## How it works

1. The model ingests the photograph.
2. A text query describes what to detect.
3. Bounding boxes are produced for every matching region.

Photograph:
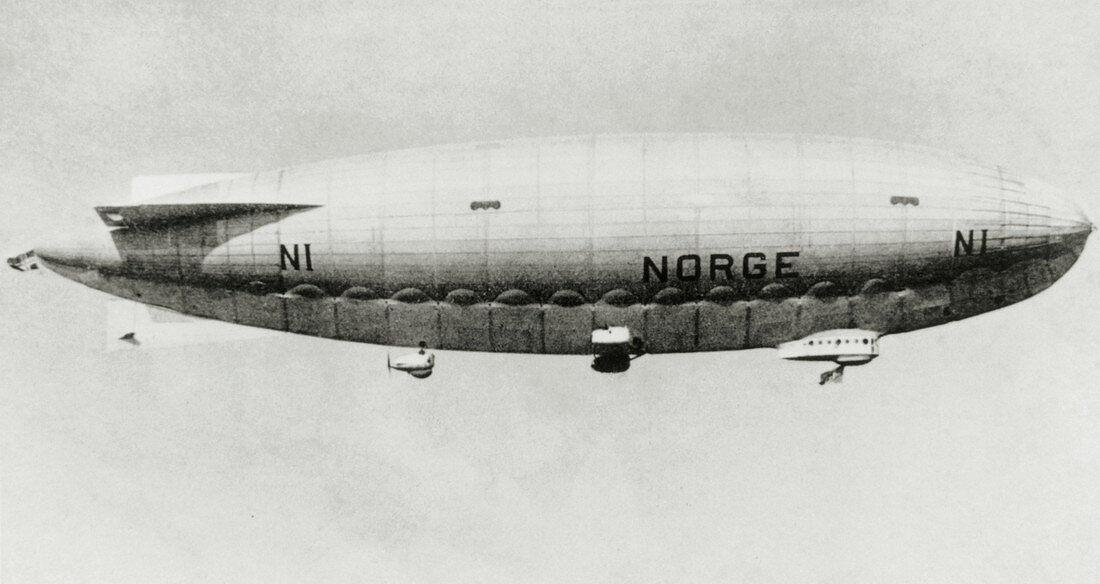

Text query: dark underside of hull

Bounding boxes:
[40,232,1087,354]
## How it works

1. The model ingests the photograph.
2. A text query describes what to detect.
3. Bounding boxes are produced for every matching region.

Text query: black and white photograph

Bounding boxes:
[1,1,1098,582]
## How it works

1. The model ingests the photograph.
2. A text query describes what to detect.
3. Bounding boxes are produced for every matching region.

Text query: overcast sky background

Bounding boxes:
[2,1,1099,583]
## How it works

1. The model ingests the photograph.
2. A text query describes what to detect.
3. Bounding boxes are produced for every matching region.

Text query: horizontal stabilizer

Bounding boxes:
[95,203,321,228]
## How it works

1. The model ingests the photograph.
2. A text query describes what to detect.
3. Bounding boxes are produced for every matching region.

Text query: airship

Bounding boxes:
[18,134,1093,381]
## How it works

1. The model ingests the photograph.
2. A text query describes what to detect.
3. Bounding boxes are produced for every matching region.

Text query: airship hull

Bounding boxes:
[34,134,1091,353]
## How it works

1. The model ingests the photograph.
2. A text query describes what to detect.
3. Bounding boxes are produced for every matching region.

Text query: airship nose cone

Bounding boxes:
[1066,203,1092,244]
[1027,180,1093,248]
[35,223,122,271]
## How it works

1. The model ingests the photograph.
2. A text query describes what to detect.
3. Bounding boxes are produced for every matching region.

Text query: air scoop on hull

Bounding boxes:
[94,203,320,229]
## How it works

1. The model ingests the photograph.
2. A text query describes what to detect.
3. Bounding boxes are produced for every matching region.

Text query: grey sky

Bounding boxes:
[3,1,1098,206]
[2,1,1098,583]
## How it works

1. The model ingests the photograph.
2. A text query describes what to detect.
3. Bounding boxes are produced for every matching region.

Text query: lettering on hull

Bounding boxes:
[643,252,800,282]
[280,243,314,271]
[954,230,988,257]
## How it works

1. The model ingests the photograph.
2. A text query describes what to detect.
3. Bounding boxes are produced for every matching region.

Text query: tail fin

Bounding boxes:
[7,250,38,271]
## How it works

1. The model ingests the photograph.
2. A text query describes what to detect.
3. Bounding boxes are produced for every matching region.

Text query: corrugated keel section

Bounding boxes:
[794,296,852,338]
[1021,260,1055,296]
[543,305,595,354]
[236,293,287,330]
[1001,263,1033,305]
[95,252,1077,353]
[130,279,185,312]
[491,305,543,353]
[746,298,799,347]
[65,269,138,301]
[334,298,389,344]
[286,296,337,338]
[182,286,235,322]
[593,303,646,343]
[644,304,697,353]
[1047,252,1080,283]
[696,301,748,350]
[851,292,904,332]
[950,268,1004,318]
[897,284,953,332]
[388,301,441,348]
[439,304,492,351]
[94,274,182,311]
